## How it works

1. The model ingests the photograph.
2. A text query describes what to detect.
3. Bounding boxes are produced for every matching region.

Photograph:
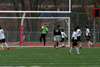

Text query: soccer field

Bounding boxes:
[0,47,100,67]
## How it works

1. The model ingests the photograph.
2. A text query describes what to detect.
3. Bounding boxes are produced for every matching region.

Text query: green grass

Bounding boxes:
[0,47,100,67]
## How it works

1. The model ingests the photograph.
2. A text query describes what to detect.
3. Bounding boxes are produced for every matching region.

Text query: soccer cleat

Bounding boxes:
[54,45,56,48]
[77,53,80,55]
[80,47,82,49]
[7,48,10,50]
[69,52,72,55]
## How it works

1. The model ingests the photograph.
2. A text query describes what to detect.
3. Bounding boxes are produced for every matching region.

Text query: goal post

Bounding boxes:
[0,0,72,48]
[20,17,71,47]
[0,14,70,47]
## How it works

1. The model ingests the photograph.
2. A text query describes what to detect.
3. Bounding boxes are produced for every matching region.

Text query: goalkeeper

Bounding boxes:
[40,24,48,46]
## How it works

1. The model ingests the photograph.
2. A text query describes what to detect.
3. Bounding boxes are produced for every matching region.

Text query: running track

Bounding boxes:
[2,42,100,49]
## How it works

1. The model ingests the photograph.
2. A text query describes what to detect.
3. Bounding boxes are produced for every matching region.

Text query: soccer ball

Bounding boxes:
[41,26,44,28]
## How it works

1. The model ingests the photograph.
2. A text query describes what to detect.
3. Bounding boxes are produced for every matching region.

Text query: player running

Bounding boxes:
[53,25,61,48]
[69,28,80,55]
[60,29,68,47]
[0,26,9,50]
[85,26,93,48]
[76,26,82,49]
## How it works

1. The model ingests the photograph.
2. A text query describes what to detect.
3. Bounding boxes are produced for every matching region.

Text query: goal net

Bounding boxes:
[0,13,70,48]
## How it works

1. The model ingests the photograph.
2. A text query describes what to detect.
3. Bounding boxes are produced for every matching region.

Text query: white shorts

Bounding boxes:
[54,35,61,42]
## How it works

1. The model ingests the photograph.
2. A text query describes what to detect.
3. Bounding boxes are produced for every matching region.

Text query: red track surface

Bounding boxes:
[4,42,100,48]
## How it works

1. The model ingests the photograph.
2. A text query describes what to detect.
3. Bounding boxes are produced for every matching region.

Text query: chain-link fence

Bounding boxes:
[1,12,100,43]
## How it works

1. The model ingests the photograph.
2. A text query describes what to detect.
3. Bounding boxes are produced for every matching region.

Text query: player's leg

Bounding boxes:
[0,39,4,50]
[88,41,90,48]
[79,37,82,49]
[69,40,75,54]
[54,36,57,48]
[88,36,93,47]
[60,38,64,47]
[3,39,9,49]
[56,35,61,48]
[79,41,82,49]
[69,46,73,54]
[86,36,90,48]
[0,42,4,50]
[40,34,43,42]
[54,36,59,48]
[4,42,9,49]
[76,42,80,55]
[43,34,46,46]
[77,36,82,49]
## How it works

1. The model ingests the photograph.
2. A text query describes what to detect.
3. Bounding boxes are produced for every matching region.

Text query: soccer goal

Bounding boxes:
[0,12,70,48]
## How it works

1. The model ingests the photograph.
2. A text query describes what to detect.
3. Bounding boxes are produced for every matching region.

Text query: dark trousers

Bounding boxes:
[40,34,46,46]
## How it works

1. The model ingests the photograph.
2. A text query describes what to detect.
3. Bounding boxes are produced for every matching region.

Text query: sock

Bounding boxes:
[62,43,65,46]
[5,42,8,48]
[1,44,4,50]
[89,41,93,45]
[88,43,90,48]
[76,47,80,54]
[80,42,82,47]
[69,47,73,54]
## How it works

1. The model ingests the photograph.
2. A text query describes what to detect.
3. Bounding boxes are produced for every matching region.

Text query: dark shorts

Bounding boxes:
[72,40,77,46]
[60,38,64,42]
[77,36,81,41]
[0,39,5,42]
[86,36,90,41]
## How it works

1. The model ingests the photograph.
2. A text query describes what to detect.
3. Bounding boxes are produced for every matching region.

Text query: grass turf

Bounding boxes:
[0,47,100,67]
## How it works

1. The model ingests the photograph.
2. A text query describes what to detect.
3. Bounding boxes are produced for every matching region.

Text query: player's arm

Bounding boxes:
[63,32,68,39]
[71,32,75,41]
[1,30,4,34]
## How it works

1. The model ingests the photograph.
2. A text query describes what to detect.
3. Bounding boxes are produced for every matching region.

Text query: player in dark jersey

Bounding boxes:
[53,25,61,48]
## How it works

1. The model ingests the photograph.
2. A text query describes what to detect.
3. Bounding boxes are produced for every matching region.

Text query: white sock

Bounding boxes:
[89,41,93,45]
[1,44,4,50]
[69,47,73,54]
[5,42,8,48]
[80,43,82,47]
[76,47,80,54]
[62,43,65,46]
[88,43,90,48]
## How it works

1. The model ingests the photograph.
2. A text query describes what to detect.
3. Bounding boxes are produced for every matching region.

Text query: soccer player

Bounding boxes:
[53,25,61,48]
[0,26,9,50]
[85,26,93,48]
[60,29,68,47]
[69,28,80,55]
[40,24,48,46]
[76,26,82,49]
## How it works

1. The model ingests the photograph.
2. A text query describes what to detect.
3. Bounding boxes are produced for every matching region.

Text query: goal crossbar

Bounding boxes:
[0,17,70,19]
[0,11,71,13]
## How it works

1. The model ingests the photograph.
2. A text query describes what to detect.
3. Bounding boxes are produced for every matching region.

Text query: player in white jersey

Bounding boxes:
[85,26,93,48]
[76,26,82,49]
[0,27,9,50]
[69,28,80,55]
[60,29,67,47]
